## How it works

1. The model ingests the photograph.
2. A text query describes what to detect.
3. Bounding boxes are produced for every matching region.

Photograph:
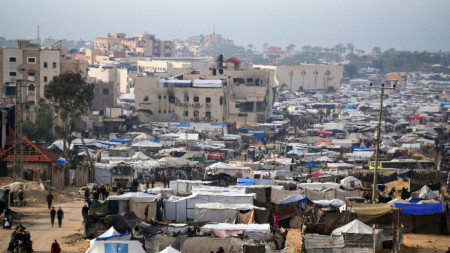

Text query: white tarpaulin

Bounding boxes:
[414,185,439,199]
[195,203,264,222]
[94,163,113,185]
[165,192,255,222]
[107,192,160,202]
[313,199,345,207]
[201,223,270,235]
[276,194,306,205]
[331,219,374,236]
[160,246,181,253]
[340,176,363,189]
[86,240,146,253]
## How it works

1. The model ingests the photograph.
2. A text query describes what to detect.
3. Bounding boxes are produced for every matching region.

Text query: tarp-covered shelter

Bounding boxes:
[194,203,268,223]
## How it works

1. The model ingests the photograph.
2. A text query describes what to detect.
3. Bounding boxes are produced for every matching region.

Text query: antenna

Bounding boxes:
[37,25,40,45]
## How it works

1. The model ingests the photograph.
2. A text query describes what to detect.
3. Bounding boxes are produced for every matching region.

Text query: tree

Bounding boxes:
[23,101,54,144]
[344,64,358,78]
[44,73,94,161]
[346,43,354,52]
[286,44,296,51]
[262,43,268,52]
[372,47,381,57]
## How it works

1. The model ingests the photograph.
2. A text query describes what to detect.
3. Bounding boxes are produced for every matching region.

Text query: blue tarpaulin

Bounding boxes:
[253,133,264,141]
[109,139,132,144]
[304,161,319,167]
[440,103,450,107]
[237,178,274,186]
[394,203,443,215]
[351,147,377,151]
[345,103,358,109]
[56,158,68,166]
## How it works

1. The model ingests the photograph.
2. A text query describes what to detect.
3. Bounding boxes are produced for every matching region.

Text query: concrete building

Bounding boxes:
[135,58,274,124]
[256,64,344,92]
[0,40,87,108]
[94,33,174,57]
[90,81,116,111]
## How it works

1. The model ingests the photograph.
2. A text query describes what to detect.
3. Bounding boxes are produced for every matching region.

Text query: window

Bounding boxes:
[168,95,175,103]
[28,72,35,77]
[247,78,253,83]
[52,62,57,68]
[205,97,211,103]
[28,84,35,91]
[183,111,188,117]
[158,110,161,114]
[184,96,189,102]
[158,95,161,99]
[206,111,211,118]
[193,111,199,117]
[27,57,36,63]
[9,57,16,62]
[44,62,48,68]
[194,96,199,102]
[164,110,166,114]
[103,88,109,95]
[9,72,16,77]
[44,76,48,82]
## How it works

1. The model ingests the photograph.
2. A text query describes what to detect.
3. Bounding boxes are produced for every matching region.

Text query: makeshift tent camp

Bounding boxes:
[340,176,362,189]
[200,223,270,237]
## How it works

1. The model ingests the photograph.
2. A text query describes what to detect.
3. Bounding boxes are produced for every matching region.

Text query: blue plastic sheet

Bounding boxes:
[237,178,274,186]
[394,203,443,215]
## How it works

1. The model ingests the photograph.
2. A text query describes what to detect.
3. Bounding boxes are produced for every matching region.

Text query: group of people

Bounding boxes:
[7,224,33,252]
[85,184,111,201]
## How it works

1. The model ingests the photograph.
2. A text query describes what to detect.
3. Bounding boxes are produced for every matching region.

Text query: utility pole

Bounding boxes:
[289,70,294,91]
[370,81,396,203]
[13,64,27,181]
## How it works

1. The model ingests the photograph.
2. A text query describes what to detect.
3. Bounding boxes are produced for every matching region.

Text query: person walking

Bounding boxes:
[162,173,167,188]
[56,207,64,227]
[18,190,24,207]
[50,207,56,227]
[46,192,54,209]
[99,185,106,200]
[92,185,99,200]
[104,184,110,199]
[51,239,61,253]
[84,186,90,200]
[82,204,89,224]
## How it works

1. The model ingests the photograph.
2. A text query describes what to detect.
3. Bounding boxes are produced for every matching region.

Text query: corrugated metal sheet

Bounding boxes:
[304,234,345,249]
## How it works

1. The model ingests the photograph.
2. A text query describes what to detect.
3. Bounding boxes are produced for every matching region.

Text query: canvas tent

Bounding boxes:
[414,185,439,200]
[340,176,362,189]
[160,246,181,253]
[331,219,375,236]
[194,203,266,223]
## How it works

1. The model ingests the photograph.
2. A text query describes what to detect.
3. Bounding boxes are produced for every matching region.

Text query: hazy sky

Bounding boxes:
[1,0,450,52]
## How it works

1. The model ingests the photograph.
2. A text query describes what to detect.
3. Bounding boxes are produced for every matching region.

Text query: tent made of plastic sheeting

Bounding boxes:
[298,183,342,190]
[414,185,439,199]
[347,151,374,161]
[158,157,198,168]
[160,246,181,253]
[276,194,306,205]
[200,223,270,236]
[94,163,113,185]
[326,163,354,169]
[394,203,443,215]
[165,192,256,222]
[130,151,151,160]
[314,199,345,207]
[108,192,160,202]
[340,176,362,189]
[346,202,395,222]
[86,240,146,253]
[287,149,304,156]
[132,140,163,148]
[194,203,265,223]
[191,186,246,194]
[237,178,274,186]
[331,219,375,236]
[169,180,212,195]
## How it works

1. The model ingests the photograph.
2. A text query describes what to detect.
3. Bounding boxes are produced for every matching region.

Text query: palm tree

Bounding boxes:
[301,70,306,90]
[323,70,331,102]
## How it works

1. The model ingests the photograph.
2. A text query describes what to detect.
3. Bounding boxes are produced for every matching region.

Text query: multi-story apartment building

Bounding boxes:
[135,58,274,124]
[0,39,87,110]
[94,33,174,58]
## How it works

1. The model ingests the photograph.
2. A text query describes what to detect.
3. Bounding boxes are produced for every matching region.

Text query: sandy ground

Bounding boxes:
[0,193,90,253]
[400,233,450,253]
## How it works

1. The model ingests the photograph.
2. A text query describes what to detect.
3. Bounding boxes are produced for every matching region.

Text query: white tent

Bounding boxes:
[86,240,146,253]
[414,185,439,199]
[195,203,265,223]
[160,246,181,253]
[340,176,362,189]
[331,219,375,236]
[276,194,306,205]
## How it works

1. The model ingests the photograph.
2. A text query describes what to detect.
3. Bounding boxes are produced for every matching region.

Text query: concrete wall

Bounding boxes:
[275,65,344,91]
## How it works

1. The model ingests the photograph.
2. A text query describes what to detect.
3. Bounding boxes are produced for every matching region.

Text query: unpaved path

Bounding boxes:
[0,199,90,253]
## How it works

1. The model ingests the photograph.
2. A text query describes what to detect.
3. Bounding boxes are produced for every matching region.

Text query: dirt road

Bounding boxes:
[1,198,90,253]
